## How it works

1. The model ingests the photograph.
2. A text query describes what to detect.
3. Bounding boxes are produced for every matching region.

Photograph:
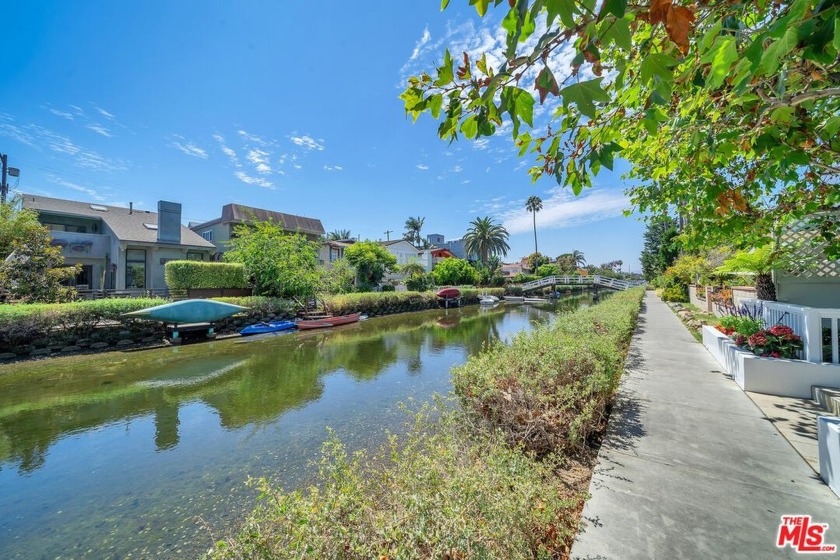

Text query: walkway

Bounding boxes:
[571,292,838,560]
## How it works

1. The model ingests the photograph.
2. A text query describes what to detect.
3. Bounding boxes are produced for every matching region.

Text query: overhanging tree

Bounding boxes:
[401,0,840,259]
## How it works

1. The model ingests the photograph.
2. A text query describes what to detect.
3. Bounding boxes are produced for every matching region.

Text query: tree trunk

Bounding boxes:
[755,272,776,301]
[532,213,538,254]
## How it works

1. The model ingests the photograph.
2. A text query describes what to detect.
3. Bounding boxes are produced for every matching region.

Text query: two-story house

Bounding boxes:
[22,194,215,291]
[190,203,325,259]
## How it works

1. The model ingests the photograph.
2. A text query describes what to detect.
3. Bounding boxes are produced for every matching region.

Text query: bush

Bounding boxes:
[164,261,248,290]
[380,284,395,292]
[660,285,688,302]
[405,272,435,292]
[452,288,644,456]
[512,273,538,283]
[0,298,169,351]
[211,406,578,560]
[433,258,480,286]
[718,315,763,337]
[323,291,439,316]
[505,285,524,296]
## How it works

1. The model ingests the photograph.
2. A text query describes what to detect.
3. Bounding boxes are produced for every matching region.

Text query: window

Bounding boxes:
[125,249,146,289]
[186,252,203,261]
[201,230,213,241]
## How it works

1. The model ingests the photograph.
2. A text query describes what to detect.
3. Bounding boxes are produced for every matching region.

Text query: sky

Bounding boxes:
[1,1,646,271]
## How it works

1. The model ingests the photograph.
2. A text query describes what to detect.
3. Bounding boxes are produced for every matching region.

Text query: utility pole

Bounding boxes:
[384,229,392,241]
[0,153,19,205]
[1,154,7,205]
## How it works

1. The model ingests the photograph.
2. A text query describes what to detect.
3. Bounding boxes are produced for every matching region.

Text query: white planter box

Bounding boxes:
[702,326,840,398]
[818,416,840,498]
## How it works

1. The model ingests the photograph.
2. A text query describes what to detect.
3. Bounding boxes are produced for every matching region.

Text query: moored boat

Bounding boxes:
[479,295,500,305]
[523,297,549,304]
[123,299,248,323]
[296,312,362,330]
[436,287,461,299]
[240,320,296,336]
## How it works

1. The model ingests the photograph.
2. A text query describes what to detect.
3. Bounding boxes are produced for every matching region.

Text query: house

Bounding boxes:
[501,263,525,278]
[775,225,840,308]
[319,239,354,267]
[21,194,215,291]
[425,233,470,260]
[419,247,456,269]
[190,203,325,259]
[378,240,432,280]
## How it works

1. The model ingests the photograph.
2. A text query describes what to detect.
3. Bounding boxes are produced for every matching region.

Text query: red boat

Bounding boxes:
[436,288,461,299]
[296,312,362,330]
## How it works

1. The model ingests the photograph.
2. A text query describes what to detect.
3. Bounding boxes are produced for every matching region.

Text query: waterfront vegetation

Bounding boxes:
[210,288,644,559]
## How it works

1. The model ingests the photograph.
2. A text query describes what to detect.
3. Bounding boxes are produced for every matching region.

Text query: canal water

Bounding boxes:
[0,295,596,559]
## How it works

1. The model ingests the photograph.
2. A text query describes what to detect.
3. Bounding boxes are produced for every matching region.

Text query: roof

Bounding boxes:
[192,203,325,237]
[21,194,215,249]
[379,239,417,248]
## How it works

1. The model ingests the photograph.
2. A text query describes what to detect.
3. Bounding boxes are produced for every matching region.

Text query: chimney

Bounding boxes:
[157,201,182,243]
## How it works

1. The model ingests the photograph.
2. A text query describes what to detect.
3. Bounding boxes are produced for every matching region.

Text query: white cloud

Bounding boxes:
[94,106,115,119]
[86,124,113,137]
[500,188,628,234]
[323,164,343,172]
[416,163,429,170]
[234,170,275,189]
[452,165,463,173]
[473,139,490,150]
[49,108,75,120]
[290,134,325,151]
[171,136,208,159]
[47,175,105,201]
[238,129,267,145]
[409,26,431,62]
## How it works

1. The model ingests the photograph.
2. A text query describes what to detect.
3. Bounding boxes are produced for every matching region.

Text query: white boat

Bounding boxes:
[503,296,524,303]
[524,297,549,304]
[479,295,500,305]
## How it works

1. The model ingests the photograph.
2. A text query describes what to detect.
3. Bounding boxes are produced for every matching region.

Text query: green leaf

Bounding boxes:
[699,36,738,89]
[559,78,610,118]
[434,49,454,86]
[834,15,840,51]
[770,106,794,125]
[545,0,576,28]
[502,86,535,136]
[639,53,679,85]
[761,25,800,75]
[469,0,491,17]
[699,19,723,53]
[601,16,631,50]
[428,94,443,119]
[821,115,840,137]
[460,115,479,139]
[441,0,451,9]
[601,0,626,19]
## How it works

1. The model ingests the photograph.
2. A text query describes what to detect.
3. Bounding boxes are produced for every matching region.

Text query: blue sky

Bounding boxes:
[1,1,645,271]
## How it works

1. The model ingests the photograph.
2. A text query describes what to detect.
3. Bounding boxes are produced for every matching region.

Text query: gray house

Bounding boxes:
[21,194,215,291]
[190,203,325,259]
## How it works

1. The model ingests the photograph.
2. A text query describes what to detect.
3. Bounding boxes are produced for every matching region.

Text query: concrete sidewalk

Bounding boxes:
[571,292,838,560]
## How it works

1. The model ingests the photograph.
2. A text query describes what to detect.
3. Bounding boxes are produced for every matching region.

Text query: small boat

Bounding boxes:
[240,320,296,336]
[296,312,362,330]
[123,299,248,323]
[479,295,500,305]
[524,297,549,304]
[436,288,461,299]
[504,296,524,303]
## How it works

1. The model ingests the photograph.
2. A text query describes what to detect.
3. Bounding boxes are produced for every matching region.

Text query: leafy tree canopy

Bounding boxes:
[402,0,840,258]
[344,241,399,290]
[432,257,481,286]
[463,216,511,265]
[224,220,320,300]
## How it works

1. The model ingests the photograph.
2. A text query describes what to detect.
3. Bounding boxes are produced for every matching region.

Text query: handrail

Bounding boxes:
[521,275,645,292]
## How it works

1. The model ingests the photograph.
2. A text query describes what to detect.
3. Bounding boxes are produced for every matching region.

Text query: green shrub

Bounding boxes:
[0,298,169,351]
[452,288,644,455]
[512,273,538,283]
[212,296,296,319]
[211,406,578,560]
[433,258,480,286]
[380,284,395,292]
[164,261,249,290]
[405,272,434,292]
[719,315,764,336]
[323,291,439,316]
[660,285,688,302]
[505,285,524,296]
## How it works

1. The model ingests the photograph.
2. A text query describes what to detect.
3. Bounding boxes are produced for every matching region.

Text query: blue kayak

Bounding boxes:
[240,320,296,336]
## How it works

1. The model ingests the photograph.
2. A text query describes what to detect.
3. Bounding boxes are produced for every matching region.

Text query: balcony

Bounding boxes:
[49,231,110,260]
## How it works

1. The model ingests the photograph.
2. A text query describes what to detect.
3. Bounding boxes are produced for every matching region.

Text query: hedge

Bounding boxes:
[164,261,249,290]
[0,298,169,351]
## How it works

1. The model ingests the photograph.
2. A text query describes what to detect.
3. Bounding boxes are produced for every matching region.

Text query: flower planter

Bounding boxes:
[702,326,840,398]
[818,416,840,498]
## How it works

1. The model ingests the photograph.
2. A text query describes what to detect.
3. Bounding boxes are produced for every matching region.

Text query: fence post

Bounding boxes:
[802,307,822,363]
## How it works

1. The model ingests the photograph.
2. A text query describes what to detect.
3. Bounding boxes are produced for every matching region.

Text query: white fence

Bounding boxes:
[740,298,840,364]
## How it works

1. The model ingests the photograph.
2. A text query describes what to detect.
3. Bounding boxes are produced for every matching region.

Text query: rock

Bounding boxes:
[48,343,64,351]
[117,339,134,346]
[75,339,91,347]
[31,348,52,356]
[118,330,132,338]
[61,345,81,353]
[90,342,110,349]
[17,345,34,355]
[0,352,16,360]
[141,336,160,343]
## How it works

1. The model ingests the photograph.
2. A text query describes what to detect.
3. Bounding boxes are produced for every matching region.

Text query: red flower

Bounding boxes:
[769,325,794,337]
[770,351,781,358]
[749,332,768,347]
[734,335,747,346]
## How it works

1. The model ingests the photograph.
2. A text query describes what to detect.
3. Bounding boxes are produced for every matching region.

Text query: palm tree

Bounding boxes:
[525,196,542,254]
[571,250,586,268]
[399,261,426,278]
[463,216,510,265]
[327,229,352,241]
[403,216,425,248]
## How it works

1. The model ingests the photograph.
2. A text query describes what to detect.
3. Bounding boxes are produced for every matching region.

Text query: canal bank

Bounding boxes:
[0,297,583,559]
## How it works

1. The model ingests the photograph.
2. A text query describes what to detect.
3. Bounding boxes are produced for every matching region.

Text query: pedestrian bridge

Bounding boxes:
[521,274,646,292]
